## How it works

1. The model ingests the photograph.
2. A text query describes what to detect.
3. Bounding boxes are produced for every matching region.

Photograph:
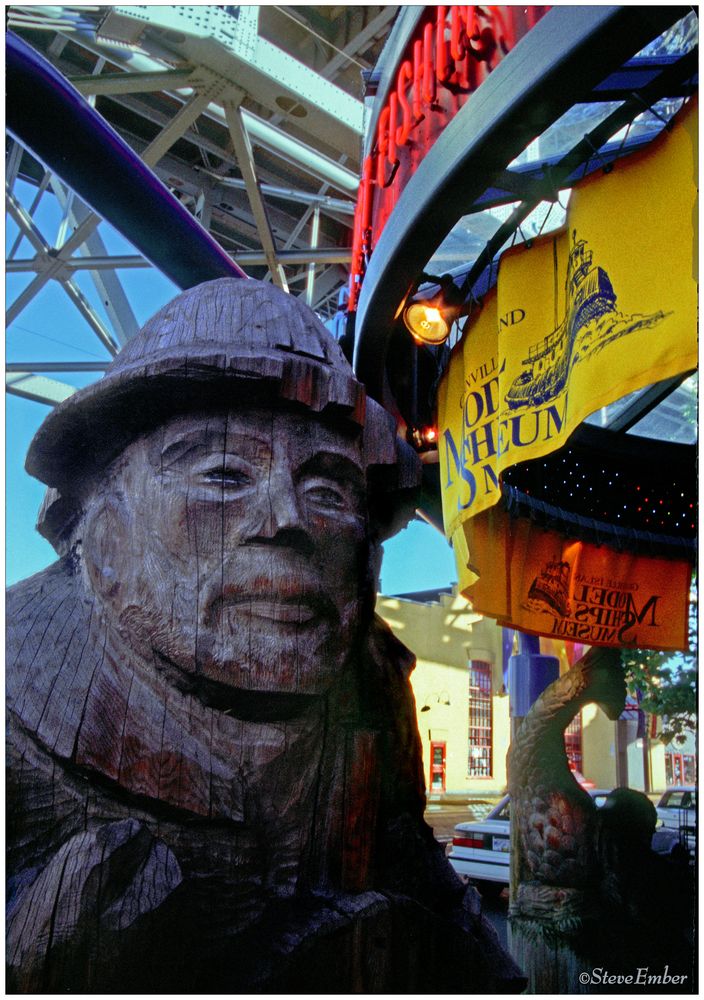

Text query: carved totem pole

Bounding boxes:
[7,279,523,993]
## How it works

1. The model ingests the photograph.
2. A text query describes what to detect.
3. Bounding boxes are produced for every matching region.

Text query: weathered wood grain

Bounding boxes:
[7,278,525,993]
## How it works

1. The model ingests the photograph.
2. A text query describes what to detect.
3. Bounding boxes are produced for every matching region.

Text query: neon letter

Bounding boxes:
[396,60,413,145]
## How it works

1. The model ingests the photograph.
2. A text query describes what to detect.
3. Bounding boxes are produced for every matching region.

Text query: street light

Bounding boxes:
[420,691,452,712]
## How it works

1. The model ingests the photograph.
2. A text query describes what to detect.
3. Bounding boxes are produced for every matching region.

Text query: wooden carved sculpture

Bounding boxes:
[509,648,626,893]
[7,279,523,994]
[507,648,625,991]
[507,648,694,992]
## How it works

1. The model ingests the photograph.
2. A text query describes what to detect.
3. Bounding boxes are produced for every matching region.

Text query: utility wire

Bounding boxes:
[8,322,109,360]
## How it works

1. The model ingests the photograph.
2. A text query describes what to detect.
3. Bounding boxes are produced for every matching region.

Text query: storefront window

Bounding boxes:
[468,661,492,778]
[666,753,697,786]
[683,756,697,785]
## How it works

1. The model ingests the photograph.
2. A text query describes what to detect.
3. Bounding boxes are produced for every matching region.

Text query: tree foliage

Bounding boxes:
[620,595,697,745]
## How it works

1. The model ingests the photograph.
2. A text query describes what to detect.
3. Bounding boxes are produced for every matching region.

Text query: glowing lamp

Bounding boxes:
[423,426,438,444]
[404,302,452,344]
[402,276,466,345]
[408,425,439,452]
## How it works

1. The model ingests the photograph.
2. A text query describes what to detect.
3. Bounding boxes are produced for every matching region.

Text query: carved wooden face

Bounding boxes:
[81,408,371,696]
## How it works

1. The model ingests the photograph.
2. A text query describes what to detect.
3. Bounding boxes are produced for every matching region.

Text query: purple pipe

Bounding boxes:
[6,31,247,288]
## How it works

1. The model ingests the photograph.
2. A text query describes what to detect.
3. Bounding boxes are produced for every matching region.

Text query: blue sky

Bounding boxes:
[6,178,457,594]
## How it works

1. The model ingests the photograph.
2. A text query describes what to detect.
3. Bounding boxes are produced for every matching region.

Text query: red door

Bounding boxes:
[430,741,447,793]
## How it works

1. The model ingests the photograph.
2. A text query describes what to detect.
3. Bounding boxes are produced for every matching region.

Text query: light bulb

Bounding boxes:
[403,302,451,345]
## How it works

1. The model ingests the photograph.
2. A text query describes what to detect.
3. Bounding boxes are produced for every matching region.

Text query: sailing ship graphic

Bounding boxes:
[505,231,671,409]
[525,559,572,618]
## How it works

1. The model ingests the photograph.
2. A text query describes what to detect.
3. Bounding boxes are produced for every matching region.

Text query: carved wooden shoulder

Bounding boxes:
[7,560,96,753]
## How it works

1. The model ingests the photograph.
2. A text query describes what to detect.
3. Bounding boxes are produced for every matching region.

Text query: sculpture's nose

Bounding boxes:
[269,468,305,532]
[246,466,312,554]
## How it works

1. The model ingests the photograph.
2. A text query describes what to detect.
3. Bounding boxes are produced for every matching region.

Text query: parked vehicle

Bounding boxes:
[655,785,696,852]
[448,794,512,896]
[449,789,690,895]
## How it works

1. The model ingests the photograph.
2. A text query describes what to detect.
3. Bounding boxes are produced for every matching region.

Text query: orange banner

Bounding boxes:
[460,508,691,652]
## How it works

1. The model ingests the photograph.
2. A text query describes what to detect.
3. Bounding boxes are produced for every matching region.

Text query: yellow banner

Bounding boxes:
[457,508,691,652]
[438,99,697,539]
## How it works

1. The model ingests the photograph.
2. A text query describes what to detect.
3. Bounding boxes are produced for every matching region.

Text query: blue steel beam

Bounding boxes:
[6,32,247,290]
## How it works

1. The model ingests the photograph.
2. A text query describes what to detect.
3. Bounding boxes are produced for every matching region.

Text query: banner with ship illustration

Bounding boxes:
[438,98,697,539]
[457,507,692,652]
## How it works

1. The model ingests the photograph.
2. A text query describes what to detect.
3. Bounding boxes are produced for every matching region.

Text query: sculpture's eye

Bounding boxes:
[308,486,345,508]
[201,467,252,489]
[303,479,353,513]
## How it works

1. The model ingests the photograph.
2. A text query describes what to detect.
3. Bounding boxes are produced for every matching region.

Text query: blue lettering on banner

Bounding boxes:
[444,378,568,513]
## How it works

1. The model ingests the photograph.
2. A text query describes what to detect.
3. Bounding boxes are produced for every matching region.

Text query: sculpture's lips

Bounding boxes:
[210,589,330,626]
[228,598,316,624]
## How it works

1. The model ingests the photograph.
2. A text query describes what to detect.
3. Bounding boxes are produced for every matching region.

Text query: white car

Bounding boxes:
[448,794,512,895]
[655,785,696,850]
[448,789,687,894]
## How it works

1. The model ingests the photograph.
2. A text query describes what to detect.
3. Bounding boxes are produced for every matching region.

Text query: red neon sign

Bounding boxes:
[348,5,549,312]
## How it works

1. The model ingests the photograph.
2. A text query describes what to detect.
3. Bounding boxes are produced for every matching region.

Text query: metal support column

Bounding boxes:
[50,178,139,345]
[224,98,288,290]
[305,206,320,306]
[642,720,652,795]
[6,139,25,195]
[141,83,226,168]
[508,633,560,739]
[6,189,117,352]
[615,720,630,787]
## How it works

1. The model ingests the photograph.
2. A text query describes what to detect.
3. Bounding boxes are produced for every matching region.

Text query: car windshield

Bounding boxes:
[492,799,510,820]
[664,791,694,808]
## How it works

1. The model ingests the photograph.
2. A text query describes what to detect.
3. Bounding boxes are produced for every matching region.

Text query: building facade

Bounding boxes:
[377,588,670,799]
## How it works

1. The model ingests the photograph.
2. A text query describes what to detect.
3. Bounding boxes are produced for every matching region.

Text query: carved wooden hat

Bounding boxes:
[27,279,421,548]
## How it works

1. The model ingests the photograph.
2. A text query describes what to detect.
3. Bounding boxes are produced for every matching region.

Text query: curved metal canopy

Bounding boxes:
[352,5,690,409]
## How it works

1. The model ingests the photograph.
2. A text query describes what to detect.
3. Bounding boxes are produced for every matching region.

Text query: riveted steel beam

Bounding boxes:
[57,28,362,193]
[7,255,148,272]
[6,187,50,255]
[305,206,320,306]
[104,4,364,156]
[7,31,246,288]
[6,189,113,345]
[6,187,55,324]
[227,247,352,266]
[59,277,120,355]
[319,6,398,80]
[7,169,52,260]
[69,67,198,96]
[141,78,229,168]
[6,139,25,193]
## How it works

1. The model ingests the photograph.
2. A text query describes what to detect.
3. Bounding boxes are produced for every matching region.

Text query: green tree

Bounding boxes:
[620,594,697,745]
